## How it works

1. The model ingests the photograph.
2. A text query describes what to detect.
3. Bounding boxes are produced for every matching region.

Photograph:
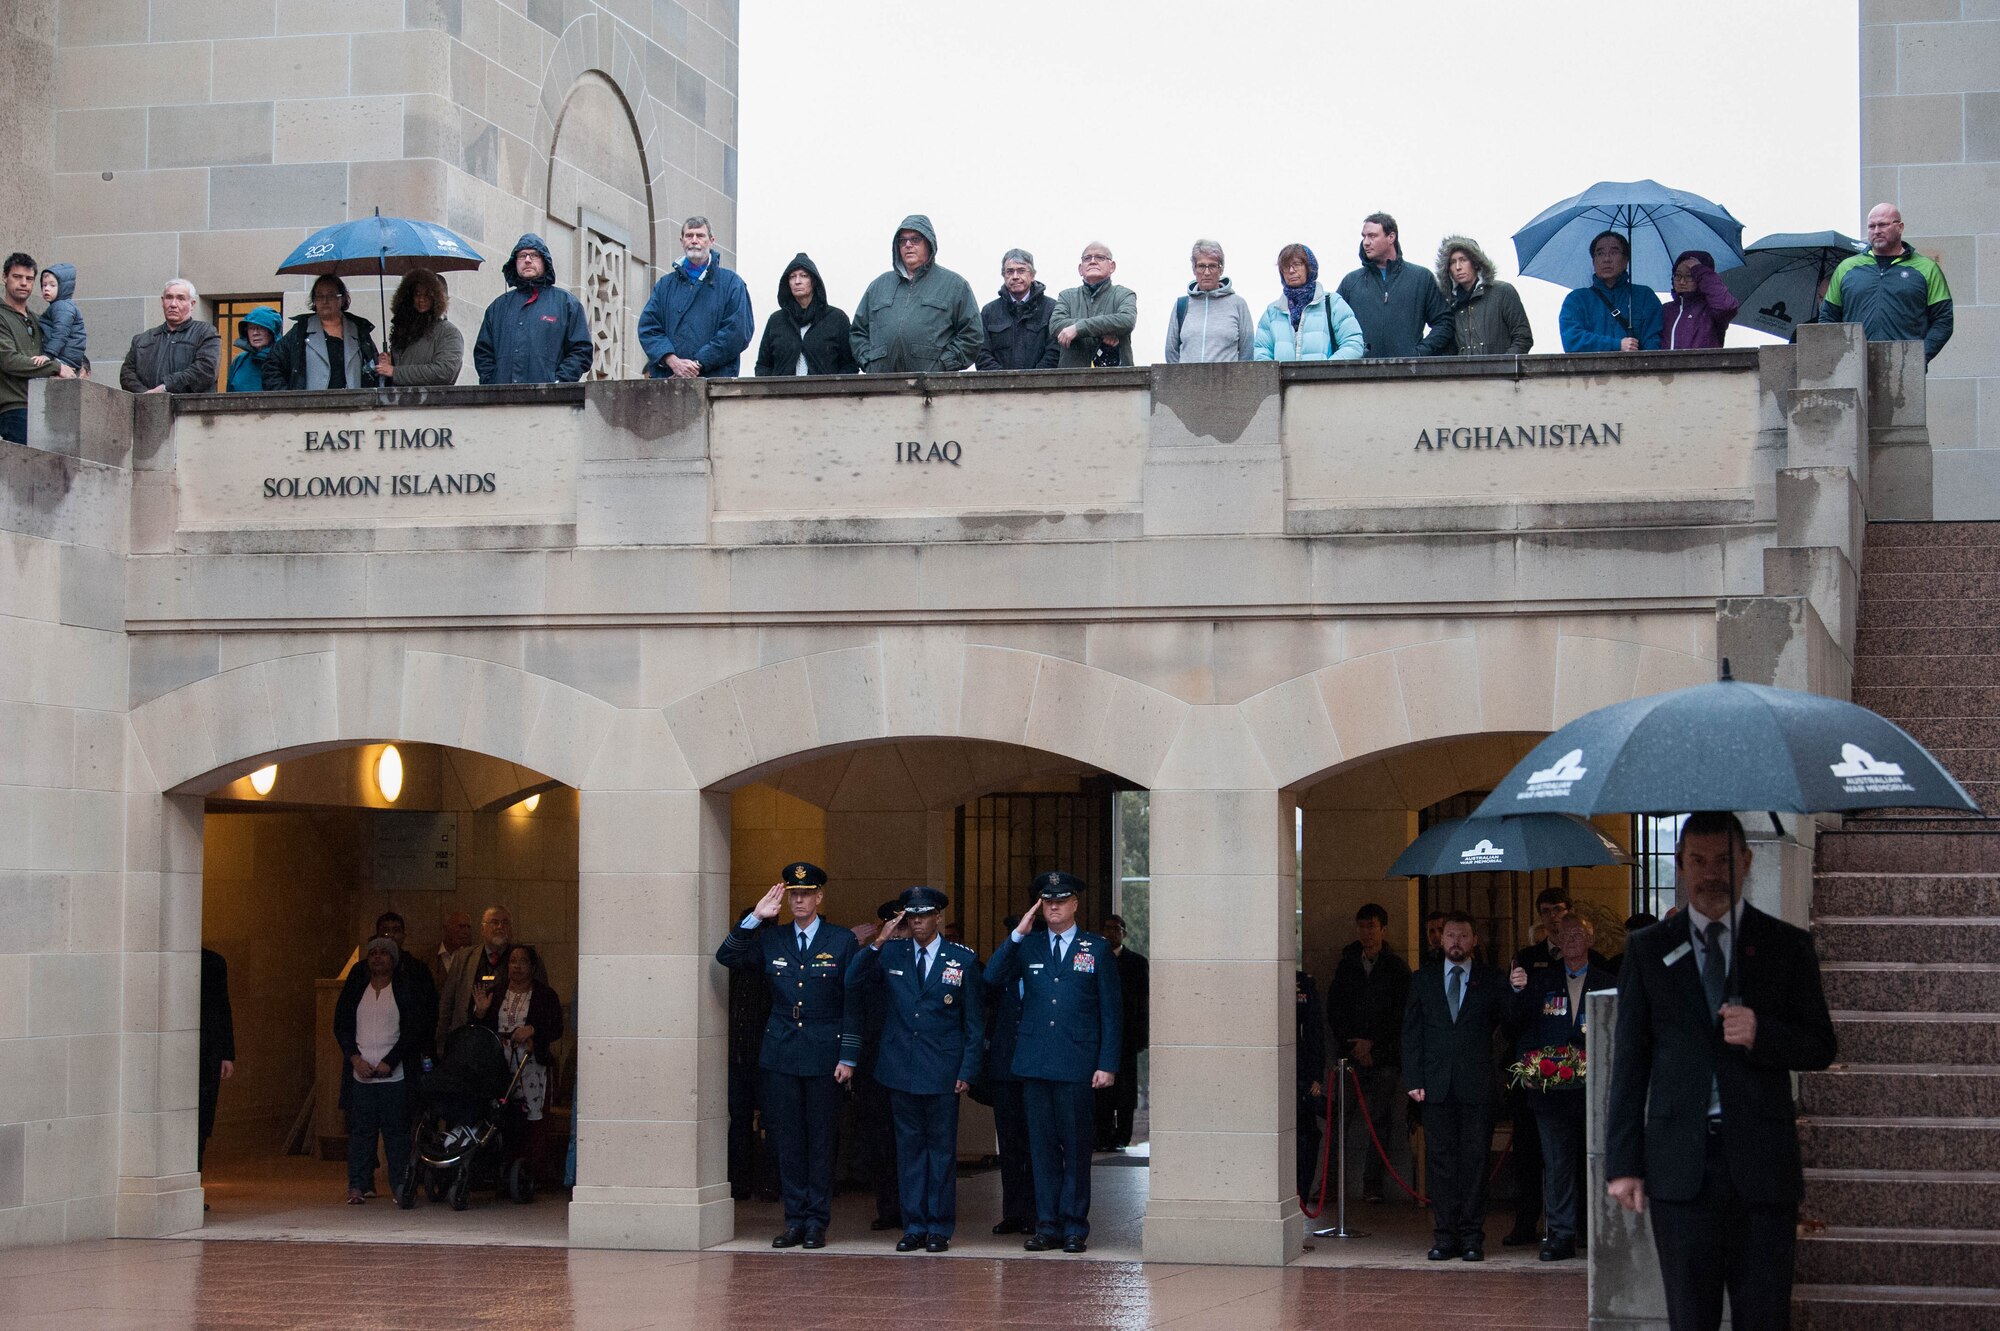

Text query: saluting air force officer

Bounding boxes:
[983,871,1122,1253]
[845,886,983,1253]
[714,861,859,1249]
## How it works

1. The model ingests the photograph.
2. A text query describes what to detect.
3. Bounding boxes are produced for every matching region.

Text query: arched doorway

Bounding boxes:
[706,737,1153,1259]
[190,741,579,1245]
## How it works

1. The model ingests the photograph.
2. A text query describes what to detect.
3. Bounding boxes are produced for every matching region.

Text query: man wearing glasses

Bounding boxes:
[850,214,982,374]
[1051,243,1137,368]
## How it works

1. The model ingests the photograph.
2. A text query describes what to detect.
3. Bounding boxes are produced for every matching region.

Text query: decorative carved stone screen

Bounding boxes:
[580,210,629,381]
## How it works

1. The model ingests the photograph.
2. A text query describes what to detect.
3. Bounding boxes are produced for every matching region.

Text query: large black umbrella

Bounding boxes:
[1470,670,1976,820]
[1721,231,1867,340]
[1387,813,1628,878]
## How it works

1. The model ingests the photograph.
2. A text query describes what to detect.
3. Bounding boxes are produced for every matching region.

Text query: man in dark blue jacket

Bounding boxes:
[984,913,1034,1234]
[983,871,1122,1253]
[714,861,859,1249]
[845,886,982,1252]
[472,234,593,384]
[637,216,753,378]
[1508,914,1617,1262]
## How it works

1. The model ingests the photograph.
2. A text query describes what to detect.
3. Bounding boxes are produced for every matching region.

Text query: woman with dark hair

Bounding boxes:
[1253,243,1364,362]
[264,274,381,390]
[753,253,857,376]
[1660,249,1740,350]
[375,269,464,385]
[470,942,564,1184]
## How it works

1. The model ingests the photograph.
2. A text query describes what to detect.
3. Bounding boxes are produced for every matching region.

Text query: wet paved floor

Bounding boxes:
[1,1238,1588,1329]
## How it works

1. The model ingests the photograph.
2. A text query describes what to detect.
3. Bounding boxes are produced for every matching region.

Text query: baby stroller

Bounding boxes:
[396,1024,533,1210]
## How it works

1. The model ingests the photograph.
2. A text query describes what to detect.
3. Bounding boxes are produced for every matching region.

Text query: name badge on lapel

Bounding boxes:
[770,957,788,969]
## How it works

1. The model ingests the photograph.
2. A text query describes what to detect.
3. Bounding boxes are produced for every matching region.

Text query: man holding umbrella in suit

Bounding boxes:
[845,885,982,1253]
[1607,812,1837,1331]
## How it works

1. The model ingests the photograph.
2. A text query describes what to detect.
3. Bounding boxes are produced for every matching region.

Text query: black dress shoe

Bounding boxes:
[871,1217,899,1231]
[1501,1228,1539,1247]
[1024,1232,1059,1252]
[925,1235,949,1253]
[1427,1244,1462,1261]
[801,1228,826,1250]
[895,1233,925,1252]
[1462,1247,1485,1262]
[992,1218,1028,1235]
[1062,1236,1087,1254]
[1539,1238,1577,1262]
[772,1227,806,1249]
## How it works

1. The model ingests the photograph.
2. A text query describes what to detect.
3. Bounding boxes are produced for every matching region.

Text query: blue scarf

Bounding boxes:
[1283,246,1320,329]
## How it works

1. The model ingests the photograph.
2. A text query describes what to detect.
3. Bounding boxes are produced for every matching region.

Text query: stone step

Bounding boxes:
[1822,963,2000,1013]
[1880,716,2000,756]
[1819,830,2000,874]
[1797,1226,2000,1290]
[1830,1014,2000,1064]
[1866,522,2000,549]
[1798,1065,2000,1117]
[1802,1118,2000,1172]
[1861,599,2000,629]
[1867,544,2000,574]
[1861,573,2000,602]
[1794,1283,2000,1331]
[1856,626,2000,658]
[1814,917,2000,964]
[1801,1167,2000,1230]
[1853,684,2000,718]
[1856,655,2000,688]
[1813,873,2000,917]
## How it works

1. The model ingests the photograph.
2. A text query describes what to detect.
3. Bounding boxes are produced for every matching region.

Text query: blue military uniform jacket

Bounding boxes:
[848,938,984,1095]
[716,917,860,1076]
[983,928,1122,1084]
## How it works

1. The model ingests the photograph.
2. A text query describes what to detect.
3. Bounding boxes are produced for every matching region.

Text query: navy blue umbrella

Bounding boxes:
[1387,813,1627,879]
[1513,179,1746,292]
[1471,670,1977,820]
[277,208,485,326]
[1722,231,1868,340]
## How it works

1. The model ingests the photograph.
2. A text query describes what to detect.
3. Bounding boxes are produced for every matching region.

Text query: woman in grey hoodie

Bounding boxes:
[1164,240,1255,363]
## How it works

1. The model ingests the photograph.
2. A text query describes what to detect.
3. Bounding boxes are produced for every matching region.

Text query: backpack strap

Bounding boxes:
[1590,283,1634,336]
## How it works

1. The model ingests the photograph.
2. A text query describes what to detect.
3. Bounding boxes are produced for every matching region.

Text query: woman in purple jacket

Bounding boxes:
[1661,249,1741,349]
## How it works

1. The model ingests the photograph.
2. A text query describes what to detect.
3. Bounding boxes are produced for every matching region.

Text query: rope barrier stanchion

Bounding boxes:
[1311,1058,1367,1239]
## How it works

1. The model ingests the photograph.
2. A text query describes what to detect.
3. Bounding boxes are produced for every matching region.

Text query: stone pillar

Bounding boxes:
[1585,989,1683,1330]
[567,774,733,1249]
[1142,709,1303,1265]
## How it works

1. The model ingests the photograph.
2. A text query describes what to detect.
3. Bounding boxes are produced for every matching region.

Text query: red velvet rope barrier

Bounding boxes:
[1298,1063,1515,1215]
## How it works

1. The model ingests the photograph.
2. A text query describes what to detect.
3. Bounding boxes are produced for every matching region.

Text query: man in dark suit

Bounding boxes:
[714,861,860,1250]
[1095,913,1148,1151]
[1607,813,1837,1331]
[1403,910,1506,1261]
[985,913,1035,1235]
[198,947,237,1175]
[1508,914,1617,1261]
[984,871,1123,1254]
[845,886,983,1252]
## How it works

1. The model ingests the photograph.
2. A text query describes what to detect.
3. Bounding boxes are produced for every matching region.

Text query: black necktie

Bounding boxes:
[1447,965,1463,1021]
[1052,936,1064,968]
[1702,920,1728,1020]
[796,929,807,961]
[919,944,931,982]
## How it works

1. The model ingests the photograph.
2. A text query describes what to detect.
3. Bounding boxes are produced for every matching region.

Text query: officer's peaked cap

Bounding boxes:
[781,861,828,888]
[897,885,949,916]
[1033,870,1087,900]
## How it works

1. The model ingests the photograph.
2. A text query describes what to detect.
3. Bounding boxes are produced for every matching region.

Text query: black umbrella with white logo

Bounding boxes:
[1387,812,1629,879]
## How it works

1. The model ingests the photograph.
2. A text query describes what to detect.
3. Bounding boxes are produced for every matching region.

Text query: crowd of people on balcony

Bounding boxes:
[0,200,1955,443]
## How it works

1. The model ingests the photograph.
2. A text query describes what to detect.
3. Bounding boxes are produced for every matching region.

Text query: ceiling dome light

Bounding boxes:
[248,764,277,796]
[375,745,404,803]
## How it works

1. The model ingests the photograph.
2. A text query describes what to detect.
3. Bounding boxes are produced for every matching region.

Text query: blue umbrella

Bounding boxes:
[277,208,485,326]
[1387,813,1627,879]
[1513,180,1747,292]
[1722,231,1868,340]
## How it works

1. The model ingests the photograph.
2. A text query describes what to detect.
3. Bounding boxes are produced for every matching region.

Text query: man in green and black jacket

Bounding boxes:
[1820,203,1954,363]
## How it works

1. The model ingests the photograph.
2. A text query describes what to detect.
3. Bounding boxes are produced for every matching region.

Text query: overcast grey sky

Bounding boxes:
[737,1,1859,359]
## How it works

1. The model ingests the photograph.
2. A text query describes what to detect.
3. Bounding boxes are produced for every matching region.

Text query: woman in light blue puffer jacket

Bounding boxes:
[1254,243,1364,361]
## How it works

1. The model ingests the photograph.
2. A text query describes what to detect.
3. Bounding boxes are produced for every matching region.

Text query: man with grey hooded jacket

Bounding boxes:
[851,215,983,374]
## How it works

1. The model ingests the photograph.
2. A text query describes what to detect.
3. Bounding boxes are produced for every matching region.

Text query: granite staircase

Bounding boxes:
[1794,522,2000,1330]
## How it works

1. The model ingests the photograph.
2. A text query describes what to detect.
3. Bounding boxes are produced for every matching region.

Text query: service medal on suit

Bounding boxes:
[982,871,1122,1252]
[1507,957,1617,1258]
[1607,901,1836,1330]
[847,889,983,1251]
[713,862,860,1246]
